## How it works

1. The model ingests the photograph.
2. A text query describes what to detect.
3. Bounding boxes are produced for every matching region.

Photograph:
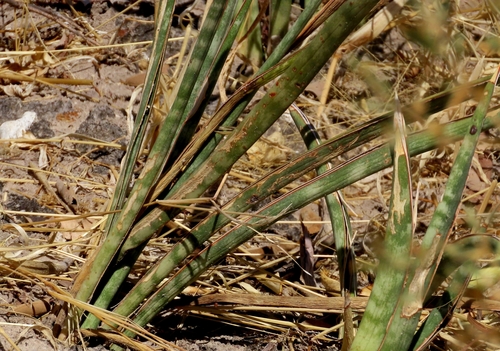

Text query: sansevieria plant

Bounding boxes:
[50,1,500,350]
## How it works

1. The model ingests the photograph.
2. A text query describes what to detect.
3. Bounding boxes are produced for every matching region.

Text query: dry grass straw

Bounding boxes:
[6,265,182,351]
[0,0,181,347]
[0,0,499,349]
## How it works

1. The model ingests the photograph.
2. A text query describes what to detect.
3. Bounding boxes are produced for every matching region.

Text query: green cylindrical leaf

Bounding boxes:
[290,105,356,293]
[71,0,177,305]
[378,69,500,351]
[351,96,414,351]
[126,112,499,335]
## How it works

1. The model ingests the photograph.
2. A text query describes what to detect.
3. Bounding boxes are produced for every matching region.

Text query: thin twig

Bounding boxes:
[28,162,75,215]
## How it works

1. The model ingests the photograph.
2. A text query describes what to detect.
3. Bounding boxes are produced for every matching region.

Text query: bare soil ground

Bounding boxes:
[0,1,499,350]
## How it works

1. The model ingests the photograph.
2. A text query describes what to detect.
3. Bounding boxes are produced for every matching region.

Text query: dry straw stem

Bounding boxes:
[28,162,75,214]
[219,254,324,298]
[316,0,409,118]
[20,270,182,351]
[0,235,97,252]
[0,41,155,56]
[186,307,334,336]
[0,325,21,351]
[0,71,92,86]
[0,160,110,188]
[0,134,125,150]
[0,71,99,101]
[0,211,111,232]
[2,0,99,46]
[0,0,184,103]
[177,294,500,336]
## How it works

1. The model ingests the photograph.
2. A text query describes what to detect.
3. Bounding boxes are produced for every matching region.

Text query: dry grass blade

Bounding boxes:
[316,0,409,118]
[190,294,368,312]
[340,294,354,351]
[2,0,99,46]
[0,71,93,86]
[295,0,348,45]
[0,71,99,101]
[38,275,181,350]
[0,325,21,351]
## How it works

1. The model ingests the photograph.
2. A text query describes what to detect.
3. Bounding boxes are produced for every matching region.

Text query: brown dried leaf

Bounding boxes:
[320,268,341,294]
[467,311,500,335]
[12,298,51,317]
[300,204,323,235]
[300,222,317,287]
[466,168,483,192]
[60,218,94,241]
[255,273,283,295]
[2,83,34,98]
[55,179,77,209]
